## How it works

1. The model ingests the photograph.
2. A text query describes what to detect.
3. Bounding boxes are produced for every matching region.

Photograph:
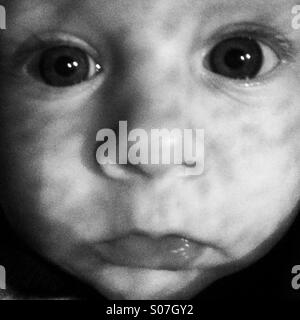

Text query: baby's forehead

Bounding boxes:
[3,0,295,24]
[1,0,298,47]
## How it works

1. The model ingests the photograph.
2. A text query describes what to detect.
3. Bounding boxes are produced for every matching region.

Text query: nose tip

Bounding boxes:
[96,125,205,181]
[122,127,204,178]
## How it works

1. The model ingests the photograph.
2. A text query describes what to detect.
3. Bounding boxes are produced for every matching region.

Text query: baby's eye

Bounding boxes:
[38,45,102,87]
[206,37,279,80]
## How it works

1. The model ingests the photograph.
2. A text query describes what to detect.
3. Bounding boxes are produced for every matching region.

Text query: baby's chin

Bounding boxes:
[74,264,219,300]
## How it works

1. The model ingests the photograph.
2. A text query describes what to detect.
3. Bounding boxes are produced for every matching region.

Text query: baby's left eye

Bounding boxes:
[206,37,279,80]
[38,46,102,87]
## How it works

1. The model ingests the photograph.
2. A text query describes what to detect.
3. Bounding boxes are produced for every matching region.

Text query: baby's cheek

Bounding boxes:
[0,89,94,232]
[195,76,300,257]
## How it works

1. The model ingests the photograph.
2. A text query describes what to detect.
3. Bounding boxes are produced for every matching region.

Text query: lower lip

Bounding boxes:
[96,235,206,271]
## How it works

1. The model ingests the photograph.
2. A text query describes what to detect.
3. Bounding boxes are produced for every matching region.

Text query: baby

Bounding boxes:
[0,0,300,300]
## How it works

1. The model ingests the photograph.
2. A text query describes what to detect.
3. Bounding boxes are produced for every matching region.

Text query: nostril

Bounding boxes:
[96,149,151,181]
[124,162,151,178]
[183,160,197,168]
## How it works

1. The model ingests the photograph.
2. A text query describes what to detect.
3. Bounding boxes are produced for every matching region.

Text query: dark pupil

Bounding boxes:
[209,37,263,80]
[39,46,89,87]
[54,56,79,77]
[224,49,250,70]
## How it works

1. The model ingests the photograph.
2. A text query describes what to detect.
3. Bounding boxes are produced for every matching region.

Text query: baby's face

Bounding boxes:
[1,0,300,300]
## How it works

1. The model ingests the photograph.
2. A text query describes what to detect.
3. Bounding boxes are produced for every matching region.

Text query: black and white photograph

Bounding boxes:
[0,0,300,310]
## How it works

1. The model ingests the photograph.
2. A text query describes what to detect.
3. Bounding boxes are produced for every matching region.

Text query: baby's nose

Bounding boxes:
[104,68,203,178]
[96,31,204,179]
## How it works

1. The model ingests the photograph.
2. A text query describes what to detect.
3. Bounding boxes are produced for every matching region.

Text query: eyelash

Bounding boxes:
[12,34,104,88]
[9,24,297,91]
[200,24,296,86]
[208,22,295,59]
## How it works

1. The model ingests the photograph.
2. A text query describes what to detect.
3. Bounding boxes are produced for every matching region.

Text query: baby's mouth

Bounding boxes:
[95,233,207,271]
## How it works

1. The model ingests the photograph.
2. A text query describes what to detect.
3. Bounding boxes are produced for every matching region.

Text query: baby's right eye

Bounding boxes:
[37,45,103,87]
